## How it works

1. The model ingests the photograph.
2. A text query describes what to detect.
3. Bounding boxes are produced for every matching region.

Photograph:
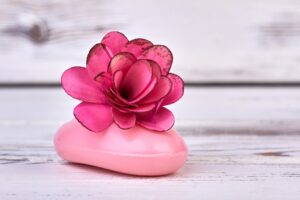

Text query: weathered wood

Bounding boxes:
[0,87,295,135]
[0,123,300,199]
[1,88,300,199]
[2,0,300,83]
[2,87,300,133]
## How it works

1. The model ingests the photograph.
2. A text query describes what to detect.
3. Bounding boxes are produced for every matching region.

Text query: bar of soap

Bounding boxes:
[54,119,187,176]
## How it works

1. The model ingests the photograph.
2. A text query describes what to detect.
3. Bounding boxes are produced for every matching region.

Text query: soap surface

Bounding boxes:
[54,119,187,176]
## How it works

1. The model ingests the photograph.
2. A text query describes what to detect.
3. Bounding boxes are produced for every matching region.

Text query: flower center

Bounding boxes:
[119,87,132,100]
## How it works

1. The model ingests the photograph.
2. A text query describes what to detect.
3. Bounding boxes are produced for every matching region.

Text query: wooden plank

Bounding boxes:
[1,87,300,133]
[2,0,300,83]
[0,88,300,199]
[0,123,300,199]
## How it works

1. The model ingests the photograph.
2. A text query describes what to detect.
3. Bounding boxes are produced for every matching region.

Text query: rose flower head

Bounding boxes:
[62,31,184,132]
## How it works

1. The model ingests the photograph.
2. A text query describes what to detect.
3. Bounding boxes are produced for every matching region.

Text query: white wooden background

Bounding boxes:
[2,0,300,83]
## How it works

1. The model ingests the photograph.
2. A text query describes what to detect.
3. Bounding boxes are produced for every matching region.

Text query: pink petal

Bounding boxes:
[108,52,136,75]
[128,78,158,104]
[86,43,111,79]
[140,45,173,75]
[162,73,184,106]
[113,70,124,90]
[107,87,137,106]
[74,102,113,132]
[106,89,128,107]
[119,60,152,100]
[139,76,171,104]
[122,38,153,57]
[61,67,107,103]
[113,108,136,129]
[95,72,113,89]
[149,59,162,79]
[101,31,128,57]
[123,103,156,113]
[128,60,162,103]
[137,107,175,131]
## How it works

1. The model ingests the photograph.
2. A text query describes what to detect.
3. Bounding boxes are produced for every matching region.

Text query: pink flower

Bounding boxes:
[62,31,184,132]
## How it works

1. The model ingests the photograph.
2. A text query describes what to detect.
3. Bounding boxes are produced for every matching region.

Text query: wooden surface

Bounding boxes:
[2,0,300,83]
[1,87,300,199]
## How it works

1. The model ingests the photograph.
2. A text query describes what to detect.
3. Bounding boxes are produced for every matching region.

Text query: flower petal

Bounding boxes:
[119,60,152,100]
[140,45,173,75]
[128,60,162,103]
[137,107,175,131]
[95,72,113,89]
[86,43,111,79]
[128,78,158,104]
[101,31,128,57]
[139,76,172,104]
[61,67,107,103]
[108,52,136,75]
[108,88,134,106]
[113,108,136,129]
[122,38,153,57]
[106,89,128,107]
[74,102,113,132]
[113,70,124,90]
[123,103,156,113]
[162,73,184,106]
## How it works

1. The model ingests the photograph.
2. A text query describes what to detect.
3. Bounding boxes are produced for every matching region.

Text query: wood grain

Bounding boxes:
[0,122,300,199]
[2,0,300,83]
[0,87,300,199]
[1,87,300,132]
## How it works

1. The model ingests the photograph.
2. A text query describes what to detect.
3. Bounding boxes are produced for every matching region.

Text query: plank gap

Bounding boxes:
[1,82,300,88]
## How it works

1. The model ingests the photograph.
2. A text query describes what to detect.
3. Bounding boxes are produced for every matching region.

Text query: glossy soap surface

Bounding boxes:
[54,120,187,176]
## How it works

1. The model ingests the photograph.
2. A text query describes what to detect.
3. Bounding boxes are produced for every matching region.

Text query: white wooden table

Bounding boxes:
[1,87,300,200]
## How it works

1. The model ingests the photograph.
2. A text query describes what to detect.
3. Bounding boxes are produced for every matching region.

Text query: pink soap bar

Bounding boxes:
[54,119,187,176]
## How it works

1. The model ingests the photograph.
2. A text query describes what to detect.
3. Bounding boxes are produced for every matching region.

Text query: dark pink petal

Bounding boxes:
[128,78,158,104]
[108,52,136,75]
[139,76,171,104]
[162,73,184,106]
[113,108,136,129]
[86,43,111,79]
[149,60,162,79]
[120,60,152,100]
[107,86,133,105]
[140,45,173,75]
[113,70,123,90]
[123,103,156,113]
[122,38,153,57]
[101,31,128,57]
[128,60,161,103]
[95,72,113,89]
[154,99,164,112]
[106,89,128,107]
[61,67,107,104]
[137,107,175,131]
[108,87,139,107]
[74,102,113,132]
